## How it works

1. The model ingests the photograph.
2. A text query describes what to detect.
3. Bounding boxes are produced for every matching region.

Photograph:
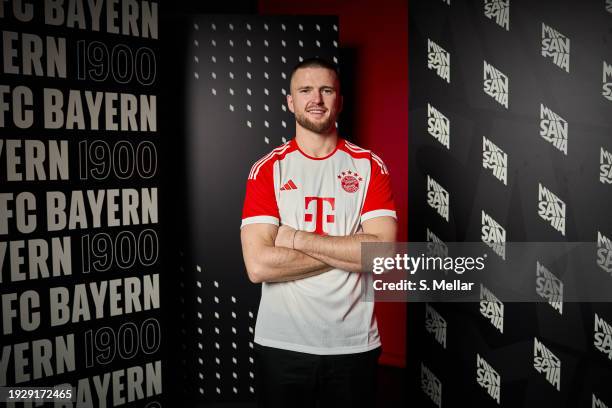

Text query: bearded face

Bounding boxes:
[287,67,342,135]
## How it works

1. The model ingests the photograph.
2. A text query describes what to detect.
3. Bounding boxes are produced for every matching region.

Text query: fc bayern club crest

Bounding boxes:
[338,170,363,193]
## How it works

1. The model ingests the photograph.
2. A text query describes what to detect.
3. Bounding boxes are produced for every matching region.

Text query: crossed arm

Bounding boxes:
[240,216,397,283]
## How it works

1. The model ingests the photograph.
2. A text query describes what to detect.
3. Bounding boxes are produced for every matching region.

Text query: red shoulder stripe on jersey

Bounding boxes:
[343,142,371,159]
[344,140,369,153]
[248,142,291,180]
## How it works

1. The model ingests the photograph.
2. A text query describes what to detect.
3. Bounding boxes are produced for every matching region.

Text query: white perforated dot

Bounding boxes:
[231,296,236,303]
[249,311,254,318]
[247,105,252,112]
[249,326,254,334]
[247,23,251,30]
[334,24,338,31]
[247,88,252,95]
[281,88,286,95]
[197,281,202,288]
[215,357,220,364]
[247,56,252,63]
[194,23,199,30]
[281,105,287,112]
[247,121,252,128]
[211,39,216,46]
[197,296,202,303]
[249,342,254,349]
[194,40,199,47]
[249,371,254,378]
[194,56,199,63]
[232,327,237,334]
[229,72,234,79]
[249,357,254,364]
[316,24,321,31]
[264,121,269,128]
[264,88,269,95]
[281,72,287,79]
[247,39,252,46]
[197,312,202,319]
[299,40,304,47]
[250,387,255,393]
[264,137,270,144]
[233,387,238,394]
[229,56,234,63]
[299,24,303,31]
[281,56,287,63]
[214,296,219,303]
[299,56,304,62]
[216,387,221,394]
[214,312,219,319]
[199,373,204,379]
[215,327,220,334]
[264,40,269,47]
[333,40,338,48]
[229,23,234,30]
[281,40,286,47]
[233,372,238,379]
[229,105,234,112]
[232,357,237,364]
[232,311,236,318]
[316,40,321,47]
[282,136,287,142]
[333,56,338,64]
[264,56,269,63]
[198,342,203,349]
[199,388,204,394]
[198,327,203,334]
[264,23,269,31]
[264,105,269,112]
[229,88,234,95]
[198,358,203,364]
[247,72,252,79]
[211,56,216,63]
[211,23,216,30]
[232,342,237,349]
[210,72,216,79]
[215,342,220,349]
[281,23,286,31]
[216,372,221,379]
[264,72,269,79]
[196,265,202,272]
[282,121,287,128]
[214,281,219,288]
[229,39,234,46]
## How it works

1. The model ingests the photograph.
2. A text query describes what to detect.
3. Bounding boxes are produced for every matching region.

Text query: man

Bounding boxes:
[240,57,397,407]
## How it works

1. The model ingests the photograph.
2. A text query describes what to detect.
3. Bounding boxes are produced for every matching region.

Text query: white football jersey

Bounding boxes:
[241,138,396,354]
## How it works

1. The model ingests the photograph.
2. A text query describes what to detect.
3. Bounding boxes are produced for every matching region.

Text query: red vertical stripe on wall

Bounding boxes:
[259,0,408,367]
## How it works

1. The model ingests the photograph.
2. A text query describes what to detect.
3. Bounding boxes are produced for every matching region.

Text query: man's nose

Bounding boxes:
[311,91,323,103]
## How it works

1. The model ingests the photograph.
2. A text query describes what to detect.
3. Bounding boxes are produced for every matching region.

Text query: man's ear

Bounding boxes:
[287,94,295,113]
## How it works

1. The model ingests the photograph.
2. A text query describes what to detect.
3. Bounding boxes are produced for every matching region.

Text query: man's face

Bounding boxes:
[287,67,342,134]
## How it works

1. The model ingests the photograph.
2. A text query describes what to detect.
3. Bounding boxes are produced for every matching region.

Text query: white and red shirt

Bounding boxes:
[241,137,396,355]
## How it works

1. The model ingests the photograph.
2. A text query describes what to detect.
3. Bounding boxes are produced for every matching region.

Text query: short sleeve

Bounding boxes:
[241,161,280,228]
[361,154,397,223]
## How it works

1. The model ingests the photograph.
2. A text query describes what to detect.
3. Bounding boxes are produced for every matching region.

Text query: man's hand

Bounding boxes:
[275,225,296,249]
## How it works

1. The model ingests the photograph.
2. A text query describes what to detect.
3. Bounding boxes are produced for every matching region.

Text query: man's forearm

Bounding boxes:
[293,231,381,273]
[250,245,332,283]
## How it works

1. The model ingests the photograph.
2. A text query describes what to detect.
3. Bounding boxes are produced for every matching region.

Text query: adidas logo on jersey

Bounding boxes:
[484,0,509,31]
[427,175,449,221]
[427,39,450,83]
[536,261,563,315]
[476,354,501,404]
[600,147,612,184]
[533,337,561,391]
[541,23,570,72]
[594,313,612,360]
[427,104,450,149]
[540,104,568,155]
[483,136,508,185]
[481,211,506,260]
[538,183,566,236]
[604,62,612,101]
[480,284,504,333]
[421,363,442,408]
[280,180,298,191]
[425,304,447,349]
[484,61,508,108]
[597,231,612,274]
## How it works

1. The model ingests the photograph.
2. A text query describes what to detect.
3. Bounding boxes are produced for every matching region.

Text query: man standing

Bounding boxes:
[240,58,397,407]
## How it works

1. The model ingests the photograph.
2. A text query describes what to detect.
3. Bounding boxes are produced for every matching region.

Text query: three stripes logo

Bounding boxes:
[280,180,298,191]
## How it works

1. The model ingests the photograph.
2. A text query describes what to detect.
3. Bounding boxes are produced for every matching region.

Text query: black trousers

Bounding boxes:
[254,344,381,408]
